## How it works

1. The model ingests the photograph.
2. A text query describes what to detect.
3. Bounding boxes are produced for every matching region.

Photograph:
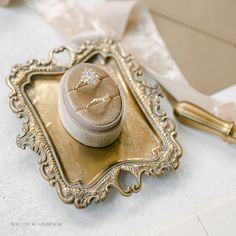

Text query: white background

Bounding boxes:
[0,3,236,236]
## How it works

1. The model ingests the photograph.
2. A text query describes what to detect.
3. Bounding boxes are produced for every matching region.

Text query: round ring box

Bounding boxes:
[58,63,126,148]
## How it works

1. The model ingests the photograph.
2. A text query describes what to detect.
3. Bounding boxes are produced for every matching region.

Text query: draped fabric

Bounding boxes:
[26,0,236,123]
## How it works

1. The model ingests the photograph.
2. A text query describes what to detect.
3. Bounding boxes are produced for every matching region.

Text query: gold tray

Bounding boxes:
[7,39,182,208]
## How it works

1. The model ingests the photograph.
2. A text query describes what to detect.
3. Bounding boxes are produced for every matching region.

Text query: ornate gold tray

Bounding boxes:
[7,39,182,208]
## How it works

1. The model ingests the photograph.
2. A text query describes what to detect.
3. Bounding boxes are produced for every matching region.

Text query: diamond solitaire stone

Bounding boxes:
[81,68,99,85]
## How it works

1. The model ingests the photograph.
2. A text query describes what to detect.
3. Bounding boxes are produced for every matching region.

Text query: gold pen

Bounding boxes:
[174,101,236,144]
[163,87,236,144]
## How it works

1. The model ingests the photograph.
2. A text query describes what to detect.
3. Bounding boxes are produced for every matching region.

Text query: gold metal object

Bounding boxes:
[7,39,182,208]
[85,94,113,109]
[174,101,236,144]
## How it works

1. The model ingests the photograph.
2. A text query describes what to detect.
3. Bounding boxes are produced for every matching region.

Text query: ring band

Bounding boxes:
[86,94,113,109]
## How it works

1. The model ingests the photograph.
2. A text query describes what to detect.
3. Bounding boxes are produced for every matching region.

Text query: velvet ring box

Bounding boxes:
[58,63,125,147]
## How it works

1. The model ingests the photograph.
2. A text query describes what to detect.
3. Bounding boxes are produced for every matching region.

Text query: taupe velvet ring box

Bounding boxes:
[58,63,125,147]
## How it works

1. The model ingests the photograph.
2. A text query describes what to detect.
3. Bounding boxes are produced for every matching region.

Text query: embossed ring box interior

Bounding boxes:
[7,39,182,208]
[59,63,126,148]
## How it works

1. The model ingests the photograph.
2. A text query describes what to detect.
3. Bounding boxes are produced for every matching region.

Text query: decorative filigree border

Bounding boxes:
[7,39,182,208]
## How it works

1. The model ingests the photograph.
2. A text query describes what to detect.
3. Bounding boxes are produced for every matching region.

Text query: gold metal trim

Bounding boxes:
[7,39,182,208]
[174,101,236,144]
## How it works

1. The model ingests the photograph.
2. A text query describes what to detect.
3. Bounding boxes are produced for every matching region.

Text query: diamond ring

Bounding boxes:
[73,68,101,90]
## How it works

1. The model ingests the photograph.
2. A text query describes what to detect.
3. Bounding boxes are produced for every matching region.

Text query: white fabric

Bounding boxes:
[0,3,236,236]
[26,0,236,123]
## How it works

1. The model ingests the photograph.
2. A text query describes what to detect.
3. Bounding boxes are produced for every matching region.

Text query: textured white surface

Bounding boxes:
[198,197,236,236]
[163,216,207,236]
[0,4,236,236]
